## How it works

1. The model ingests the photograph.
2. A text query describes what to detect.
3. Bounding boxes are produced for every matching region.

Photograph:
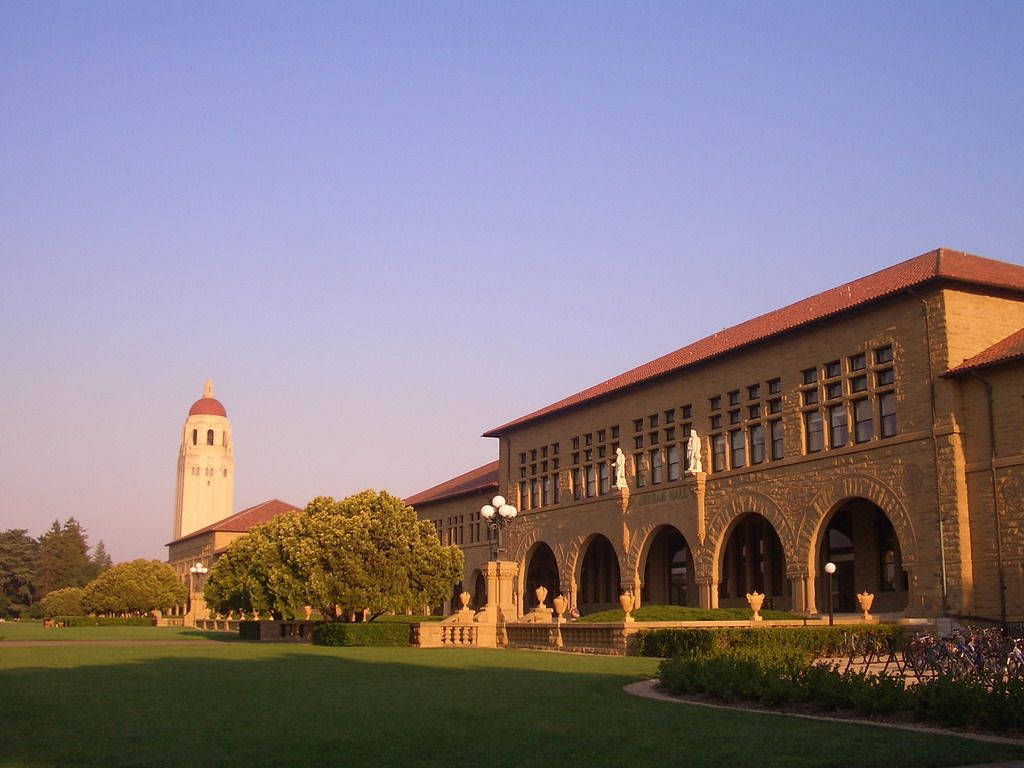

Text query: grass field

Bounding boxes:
[0,622,231,642]
[1,638,1023,767]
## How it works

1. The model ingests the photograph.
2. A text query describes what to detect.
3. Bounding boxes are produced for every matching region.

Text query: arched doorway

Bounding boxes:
[524,543,559,611]
[818,499,908,614]
[718,513,789,610]
[641,526,693,606]
[471,569,486,609]
[578,535,621,616]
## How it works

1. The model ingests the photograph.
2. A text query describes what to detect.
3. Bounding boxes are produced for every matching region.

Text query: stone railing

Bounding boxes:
[506,624,561,651]
[195,618,240,632]
[413,622,480,648]
[559,624,628,655]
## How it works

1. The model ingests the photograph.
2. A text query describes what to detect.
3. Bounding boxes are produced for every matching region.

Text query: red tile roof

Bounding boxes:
[166,499,300,545]
[189,397,227,417]
[404,461,499,508]
[484,248,1024,436]
[945,327,1024,376]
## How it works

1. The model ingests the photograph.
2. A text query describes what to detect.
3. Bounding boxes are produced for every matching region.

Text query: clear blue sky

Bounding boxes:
[2,1,1022,561]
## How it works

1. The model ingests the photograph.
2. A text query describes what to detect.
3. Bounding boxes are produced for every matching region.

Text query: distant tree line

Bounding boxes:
[0,518,113,618]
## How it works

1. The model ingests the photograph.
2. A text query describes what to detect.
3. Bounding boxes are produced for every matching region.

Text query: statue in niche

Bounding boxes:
[686,429,703,474]
[614,448,628,489]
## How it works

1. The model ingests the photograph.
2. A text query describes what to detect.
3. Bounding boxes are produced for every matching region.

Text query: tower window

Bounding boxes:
[192,429,197,445]
[207,429,215,446]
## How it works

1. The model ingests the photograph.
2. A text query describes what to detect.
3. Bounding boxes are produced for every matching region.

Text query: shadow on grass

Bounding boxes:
[177,629,246,643]
[1,646,1021,768]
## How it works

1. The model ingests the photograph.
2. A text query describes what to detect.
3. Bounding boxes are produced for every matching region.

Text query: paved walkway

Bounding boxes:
[623,678,1024,753]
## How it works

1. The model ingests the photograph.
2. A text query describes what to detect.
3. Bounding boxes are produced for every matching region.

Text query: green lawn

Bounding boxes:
[0,622,232,642]
[1,643,1022,767]
[578,604,797,622]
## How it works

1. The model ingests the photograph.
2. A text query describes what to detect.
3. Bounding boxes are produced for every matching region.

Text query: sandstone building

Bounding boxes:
[413,249,1024,622]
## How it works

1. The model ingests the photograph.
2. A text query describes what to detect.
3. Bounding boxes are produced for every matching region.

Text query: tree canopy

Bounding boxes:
[39,587,85,618]
[204,490,463,621]
[0,529,40,617]
[82,559,186,616]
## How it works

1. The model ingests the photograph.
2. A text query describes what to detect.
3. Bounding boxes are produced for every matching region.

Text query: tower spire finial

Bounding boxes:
[204,379,214,398]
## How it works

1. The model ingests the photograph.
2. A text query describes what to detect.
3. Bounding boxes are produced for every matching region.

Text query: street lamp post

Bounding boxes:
[188,561,208,620]
[479,495,518,561]
[824,561,836,626]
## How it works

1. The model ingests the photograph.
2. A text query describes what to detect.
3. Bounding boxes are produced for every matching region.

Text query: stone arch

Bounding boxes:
[565,527,627,591]
[468,568,485,609]
[624,506,700,581]
[698,491,794,580]
[634,523,695,607]
[522,540,561,611]
[797,473,918,576]
[572,532,624,615]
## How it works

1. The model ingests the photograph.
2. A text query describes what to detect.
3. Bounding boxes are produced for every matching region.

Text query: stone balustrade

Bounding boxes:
[414,622,480,648]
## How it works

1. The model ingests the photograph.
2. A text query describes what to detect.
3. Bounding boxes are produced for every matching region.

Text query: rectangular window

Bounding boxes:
[826,382,843,400]
[850,353,866,371]
[571,452,579,465]
[748,384,760,400]
[634,435,643,449]
[599,462,609,494]
[802,368,818,385]
[880,392,897,437]
[634,419,643,432]
[729,429,745,468]
[748,404,761,419]
[728,390,740,406]
[611,426,619,439]
[541,461,548,472]
[829,404,848,448]
[875,345,894,364]
[771,420,784,460]
[519,481,529,510]
[712,434,726,471]
[650,450,664,484]
[665,409,675,423]
[850,375,868,393]
[649,431,659,445]
[803,389,819,406]
[768,378,782,395]
[749,424,765,465]
[668,444,680,481]
[519,453,526,464]
[825,360,841,379]
[664,427,675,442]
[634,454,646,488]
[552,442,559,455]
[597,429,606,443]
[532,478,541,508]
[553,458,559,470]
[710,414,722,430]
[710,396,722,411]
[876,369,894,386]
[649,414,659,428]
[572,437,580,450]
[586,465,596,496]
[553,474,561,504]
[584,433,593,446]
[597,447,606,459]
[768,398,782,414]
[729,410,741,424]
[584,449,592,462]
[681,404,692,420]
[573,468,583,500]
[530,463,536,475]
[854,399,873,443]
[531,449,537,461]
[805,411,824,453]
[520,467,526,479]
[543,475,551,505]
[541,446,548,458]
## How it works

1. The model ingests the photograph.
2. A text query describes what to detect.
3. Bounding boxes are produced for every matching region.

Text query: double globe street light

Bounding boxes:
[479,495,517,561]
[188,561,208,617]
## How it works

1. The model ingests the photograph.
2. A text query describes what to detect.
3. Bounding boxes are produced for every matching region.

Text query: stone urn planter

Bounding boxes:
[619,592,635,622]
[857,591,875,621]
[746,591,765,622]
[535,585,548,609]
[553,594,567,620]
[459,591,472,610]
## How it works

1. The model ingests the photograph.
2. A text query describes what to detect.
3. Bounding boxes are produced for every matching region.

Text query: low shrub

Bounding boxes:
[312,622,411,647]
[636,624,904,659]
[56,616,154,627]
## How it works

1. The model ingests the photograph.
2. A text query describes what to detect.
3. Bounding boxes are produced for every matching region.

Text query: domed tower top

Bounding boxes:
[188,379,227,418]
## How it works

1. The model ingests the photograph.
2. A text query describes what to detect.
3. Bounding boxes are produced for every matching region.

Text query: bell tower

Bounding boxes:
[173,379,234,539]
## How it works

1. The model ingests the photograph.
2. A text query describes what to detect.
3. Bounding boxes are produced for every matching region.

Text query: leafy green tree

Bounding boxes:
[81,560,186,616]
[39,587,85,618]
[0,529,40,617]
[36,518,93,596]
[203,525,300,618]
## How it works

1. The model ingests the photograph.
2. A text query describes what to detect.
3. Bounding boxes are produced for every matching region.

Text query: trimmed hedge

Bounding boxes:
[312,622,411,647]
[56,616,155,627]
[635,625,904,659]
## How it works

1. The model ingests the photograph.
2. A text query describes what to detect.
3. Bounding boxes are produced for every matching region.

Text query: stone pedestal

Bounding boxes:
[475,560,519,628]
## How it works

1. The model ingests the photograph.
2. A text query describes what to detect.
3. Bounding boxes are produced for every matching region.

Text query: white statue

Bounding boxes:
[686,429,703,474]
[614,448,627,489]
